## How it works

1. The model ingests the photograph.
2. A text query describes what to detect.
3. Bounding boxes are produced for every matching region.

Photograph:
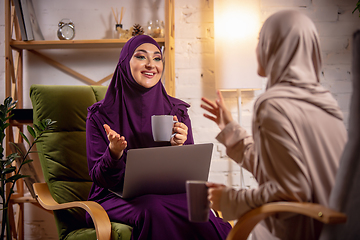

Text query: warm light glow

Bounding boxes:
[214,0,262,90]
[214,4,260,40]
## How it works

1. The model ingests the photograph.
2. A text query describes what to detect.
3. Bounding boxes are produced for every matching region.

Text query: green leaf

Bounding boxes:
[5,152,17,163]
[19,131,30,145]
[0,132,4,140]
[353,1,360,15]
[2,123,10,129]
[29,151,41,154]
[33,124,41,135]
[22,159,33,165]
[4,113,14,121]
[2,166,16,174]
[27,125,36,139]
[44,119,57,130]
[39,120,46,130]
[6,152,19,160]
[5,158,15,167]
[4,97,13,107]
[6,174,24,182]
[35,135,50,141]
[9,143,23,156]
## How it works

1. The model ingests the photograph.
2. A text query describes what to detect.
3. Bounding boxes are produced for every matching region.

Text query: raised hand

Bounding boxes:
[170,115,188,146]
[103,124,127,159]
[201,90,233,130]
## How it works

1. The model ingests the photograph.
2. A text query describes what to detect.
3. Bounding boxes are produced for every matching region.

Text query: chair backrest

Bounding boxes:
[320,30,360,239]
[30,84,107,240]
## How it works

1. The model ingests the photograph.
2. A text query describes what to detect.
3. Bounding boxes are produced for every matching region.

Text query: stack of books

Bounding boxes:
[13,0,44,41]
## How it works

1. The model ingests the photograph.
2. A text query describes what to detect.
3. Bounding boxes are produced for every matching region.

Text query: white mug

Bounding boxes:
[151,115,177,142]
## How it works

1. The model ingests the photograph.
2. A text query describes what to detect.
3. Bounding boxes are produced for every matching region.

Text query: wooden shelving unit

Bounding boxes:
[4,0,175,239]
[8,38,169,86]
[10,38,165,49]
[5,0,175,106]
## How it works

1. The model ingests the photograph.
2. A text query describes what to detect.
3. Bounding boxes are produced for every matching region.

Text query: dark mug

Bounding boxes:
[186,180,210,222]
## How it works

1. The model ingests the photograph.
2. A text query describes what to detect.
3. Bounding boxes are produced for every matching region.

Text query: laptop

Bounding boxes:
[109,143,213,199]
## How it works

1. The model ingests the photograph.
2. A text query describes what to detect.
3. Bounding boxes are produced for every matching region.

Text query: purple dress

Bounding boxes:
[86,35,232,240]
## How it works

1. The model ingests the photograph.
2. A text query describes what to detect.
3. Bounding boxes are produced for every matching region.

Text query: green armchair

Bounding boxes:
[30,84,132,240]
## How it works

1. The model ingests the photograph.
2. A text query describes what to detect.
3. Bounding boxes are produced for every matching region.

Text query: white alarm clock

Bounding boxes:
[57,18,75,40]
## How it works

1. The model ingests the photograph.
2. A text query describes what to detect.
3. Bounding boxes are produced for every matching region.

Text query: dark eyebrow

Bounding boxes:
[134,49,161,55]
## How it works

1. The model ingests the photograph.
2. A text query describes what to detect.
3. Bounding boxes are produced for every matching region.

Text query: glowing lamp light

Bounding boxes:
[214,0,262,90]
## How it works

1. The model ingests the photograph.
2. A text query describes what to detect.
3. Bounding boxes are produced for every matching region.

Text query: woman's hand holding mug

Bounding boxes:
[151,115,188,146]
[171,115,188,146]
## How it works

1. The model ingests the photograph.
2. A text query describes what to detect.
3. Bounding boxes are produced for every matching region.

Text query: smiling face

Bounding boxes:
[130,43,163,88]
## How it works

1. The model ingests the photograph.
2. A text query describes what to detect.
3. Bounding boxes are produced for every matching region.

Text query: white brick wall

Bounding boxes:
[0,0,359,238]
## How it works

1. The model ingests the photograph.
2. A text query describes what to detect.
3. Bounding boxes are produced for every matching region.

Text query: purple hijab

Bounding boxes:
[88,35,193,150]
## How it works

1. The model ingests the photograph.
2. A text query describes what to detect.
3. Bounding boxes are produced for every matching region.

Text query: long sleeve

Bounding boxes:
[216,121,257,173]
[216,100,315,221]
[170,100,194,145]
[86,115,126,189]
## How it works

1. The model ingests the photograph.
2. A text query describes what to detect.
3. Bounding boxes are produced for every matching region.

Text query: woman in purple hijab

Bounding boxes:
[86,35,232,240]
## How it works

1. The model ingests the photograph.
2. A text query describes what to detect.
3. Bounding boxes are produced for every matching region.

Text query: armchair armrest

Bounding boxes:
[226,202,347,240]
[33,183,111,240]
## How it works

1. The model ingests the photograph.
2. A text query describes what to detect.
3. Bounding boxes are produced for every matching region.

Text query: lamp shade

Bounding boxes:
[214,0,262,90]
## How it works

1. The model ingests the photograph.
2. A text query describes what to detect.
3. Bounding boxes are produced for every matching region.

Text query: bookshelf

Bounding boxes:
[5,1,175,105]
[9,38,168,85]
[10,38,165,49]
[4,0,175,239]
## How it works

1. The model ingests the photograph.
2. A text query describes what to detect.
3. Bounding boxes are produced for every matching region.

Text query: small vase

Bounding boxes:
[152,20,161,38]
[160,21,165,38]
[114,24,125,39]
[146,20,153,36]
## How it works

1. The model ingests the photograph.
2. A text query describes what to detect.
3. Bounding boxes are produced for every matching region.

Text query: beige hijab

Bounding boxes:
[254,10,343,120]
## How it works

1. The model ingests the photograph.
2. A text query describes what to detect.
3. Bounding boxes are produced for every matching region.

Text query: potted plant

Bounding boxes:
[0,96,55,240]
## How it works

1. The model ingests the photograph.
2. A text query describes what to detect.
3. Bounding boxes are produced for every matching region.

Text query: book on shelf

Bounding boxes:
[25,0,44,40]
[13,0,27,40]
[13,0,44,41]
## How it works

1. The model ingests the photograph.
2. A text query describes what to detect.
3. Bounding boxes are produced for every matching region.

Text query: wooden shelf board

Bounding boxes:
[10,38,165,49]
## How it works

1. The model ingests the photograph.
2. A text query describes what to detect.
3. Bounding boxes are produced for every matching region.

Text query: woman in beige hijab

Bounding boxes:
[201,10,347,240]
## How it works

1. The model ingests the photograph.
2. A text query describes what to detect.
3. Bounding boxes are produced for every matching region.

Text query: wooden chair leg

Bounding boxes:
[18,203,24,240]
[8,202,18,239]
